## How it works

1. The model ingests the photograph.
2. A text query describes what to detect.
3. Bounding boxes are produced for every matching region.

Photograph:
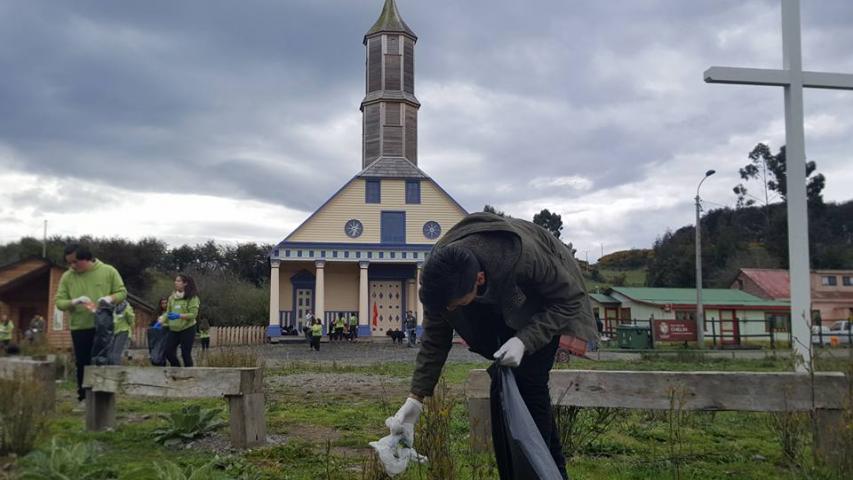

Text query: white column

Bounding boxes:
[416,263,424,324]
[781,0,812,370]
[406,278,416,317]
[359,261,369,333]
[315,260,325,324]
[268,260,280,333]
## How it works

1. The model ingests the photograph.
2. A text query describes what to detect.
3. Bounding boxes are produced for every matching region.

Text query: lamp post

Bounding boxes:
[695,169,715,349]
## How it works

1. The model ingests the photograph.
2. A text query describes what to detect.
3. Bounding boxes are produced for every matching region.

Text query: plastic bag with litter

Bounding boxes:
[368,416,428,476]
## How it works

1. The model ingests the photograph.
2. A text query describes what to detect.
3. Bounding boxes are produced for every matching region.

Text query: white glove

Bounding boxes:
[493,336,526,367]
[386,397,423,447]
[97,296,113,305]
[71,296,92,306]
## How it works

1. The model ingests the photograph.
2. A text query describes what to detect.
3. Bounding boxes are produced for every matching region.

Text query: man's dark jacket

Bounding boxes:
[411,212,597,398]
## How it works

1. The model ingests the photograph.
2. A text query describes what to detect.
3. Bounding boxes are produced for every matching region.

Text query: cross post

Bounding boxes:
[704,0,853,370]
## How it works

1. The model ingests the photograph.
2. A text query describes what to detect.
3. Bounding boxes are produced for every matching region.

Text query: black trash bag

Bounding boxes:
[147,327,167,366]
[489,363,565,480]
[91,305,115,366]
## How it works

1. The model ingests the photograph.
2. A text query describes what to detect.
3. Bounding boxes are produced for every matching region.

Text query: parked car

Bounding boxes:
[811,321,852,345]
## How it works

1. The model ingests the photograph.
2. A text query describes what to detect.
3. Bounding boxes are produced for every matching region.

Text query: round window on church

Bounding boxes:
[344,219,363,238]
[422,221,441,240]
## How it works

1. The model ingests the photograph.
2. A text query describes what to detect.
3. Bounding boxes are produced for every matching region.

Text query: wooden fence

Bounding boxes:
[465,369,849,461]
[129,325,267,349]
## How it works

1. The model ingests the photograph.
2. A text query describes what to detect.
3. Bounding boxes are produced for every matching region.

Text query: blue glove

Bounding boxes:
[167,312,181,320]
[152,321,163,330]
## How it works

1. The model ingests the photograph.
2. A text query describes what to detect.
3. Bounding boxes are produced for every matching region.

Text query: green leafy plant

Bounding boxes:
[153,405,226,446]
[18,438,114,480]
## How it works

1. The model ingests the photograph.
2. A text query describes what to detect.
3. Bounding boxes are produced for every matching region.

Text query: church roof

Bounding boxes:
[357,156,427,179]
[365,0,416,40]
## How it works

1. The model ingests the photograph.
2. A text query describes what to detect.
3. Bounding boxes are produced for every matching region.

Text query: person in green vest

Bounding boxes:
[158,274,200,367]
[108,301,135,364]
[0,314,14,346]
[197,316,211,353]
[348,313,359,341]
[334,315,345,342]
[310,318,323,351]
[55,243,127,403]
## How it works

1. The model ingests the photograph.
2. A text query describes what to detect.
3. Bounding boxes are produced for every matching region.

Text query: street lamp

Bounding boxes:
[695,169,715,349]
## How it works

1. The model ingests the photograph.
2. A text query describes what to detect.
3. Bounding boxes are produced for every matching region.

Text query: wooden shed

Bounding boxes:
[0,257,155,350]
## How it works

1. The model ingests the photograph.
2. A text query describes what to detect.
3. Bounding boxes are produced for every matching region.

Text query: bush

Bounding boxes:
[0,373,51,455]
[415,378,456,479]
[201,347,264,368]
[554,405,625,458]
[153,405,227,447]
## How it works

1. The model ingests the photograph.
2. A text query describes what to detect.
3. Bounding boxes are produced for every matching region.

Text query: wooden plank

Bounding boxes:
[466,370,847,412]
[467,397,492,452]
[82,366,264,398]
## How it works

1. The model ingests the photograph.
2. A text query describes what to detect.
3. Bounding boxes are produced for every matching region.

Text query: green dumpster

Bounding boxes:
[616,325,653,349]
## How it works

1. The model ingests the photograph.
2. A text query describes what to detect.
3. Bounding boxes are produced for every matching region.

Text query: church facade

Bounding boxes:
[267,0,467,338]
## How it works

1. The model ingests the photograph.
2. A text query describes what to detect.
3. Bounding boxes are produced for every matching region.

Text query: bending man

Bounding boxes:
[388,212,597,479]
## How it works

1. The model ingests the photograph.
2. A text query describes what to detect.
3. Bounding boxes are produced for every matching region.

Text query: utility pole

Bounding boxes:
[42,220,47,258]
[695,170,716,349]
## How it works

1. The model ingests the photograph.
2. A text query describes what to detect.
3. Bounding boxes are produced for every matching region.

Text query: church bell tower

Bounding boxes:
[361,0,420,169]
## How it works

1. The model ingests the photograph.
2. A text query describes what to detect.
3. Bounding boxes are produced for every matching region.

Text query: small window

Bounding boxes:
[405,180,421,204]
[765,313,790,332]
[821,275,837,286]
[620,308,632,323]
[843,276,852,287]
[366,179,381,203]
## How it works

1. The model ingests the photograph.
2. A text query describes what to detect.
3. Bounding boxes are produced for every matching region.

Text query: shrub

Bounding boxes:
[153,405,226,447]
[201,347,264,368]
[0,373,51,455]
[415,377,456,479]
[554,405,624,459]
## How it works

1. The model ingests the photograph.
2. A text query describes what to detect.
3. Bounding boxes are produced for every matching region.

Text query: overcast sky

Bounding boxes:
[1,0,851,261]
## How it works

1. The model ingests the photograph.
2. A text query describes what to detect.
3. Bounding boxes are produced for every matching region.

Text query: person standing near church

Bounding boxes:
[160,274,200,367]
[385,212,596,479]
[310,318,323,351]
[55,243,127,404]
[0,314,14,346]
[405,310,417,347]
[348,313,359,340]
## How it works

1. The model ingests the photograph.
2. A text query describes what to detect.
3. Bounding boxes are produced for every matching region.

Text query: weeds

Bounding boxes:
[201,347,264,368]
[415,377,456,479]
[553,385,625,459]
[666,386,690,480]
[0,373,51,455]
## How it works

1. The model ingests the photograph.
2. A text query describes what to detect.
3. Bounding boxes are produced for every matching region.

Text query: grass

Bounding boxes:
[7,352,851,479]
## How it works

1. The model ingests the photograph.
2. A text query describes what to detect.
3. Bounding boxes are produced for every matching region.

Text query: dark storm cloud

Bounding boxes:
[1,0,851,252]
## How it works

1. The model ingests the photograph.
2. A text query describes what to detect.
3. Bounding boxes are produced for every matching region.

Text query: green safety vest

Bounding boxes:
[198,329,210,339]
[311,323,323,337]
[335,318,345,328]
[0,321,13,341]
[349,315,358,326]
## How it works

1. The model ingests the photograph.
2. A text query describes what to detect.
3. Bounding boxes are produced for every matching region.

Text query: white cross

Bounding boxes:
[704,0,853,370]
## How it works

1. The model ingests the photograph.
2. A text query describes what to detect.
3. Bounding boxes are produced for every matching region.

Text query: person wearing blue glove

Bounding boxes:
[159,274,200,367]
[395,212,597,480]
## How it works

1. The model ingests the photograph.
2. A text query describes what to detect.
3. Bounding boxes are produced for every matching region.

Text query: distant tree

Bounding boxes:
[734,143,825,208]
[483,204,508,217]
[533,209,563,239]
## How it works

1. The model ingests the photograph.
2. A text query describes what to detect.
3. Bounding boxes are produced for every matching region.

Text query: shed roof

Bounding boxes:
[608,287,788,308]
[589,293,620,305]
[736,268,790,300]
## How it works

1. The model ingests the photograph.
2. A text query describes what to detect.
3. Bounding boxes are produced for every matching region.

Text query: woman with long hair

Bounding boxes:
[160,274,200,367]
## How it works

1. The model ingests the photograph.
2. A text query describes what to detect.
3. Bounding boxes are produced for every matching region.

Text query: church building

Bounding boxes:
[267,0,467,338]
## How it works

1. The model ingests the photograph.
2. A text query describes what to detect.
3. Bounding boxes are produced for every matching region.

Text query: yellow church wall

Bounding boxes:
[286,178,465,244]
[323,263,359,311]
